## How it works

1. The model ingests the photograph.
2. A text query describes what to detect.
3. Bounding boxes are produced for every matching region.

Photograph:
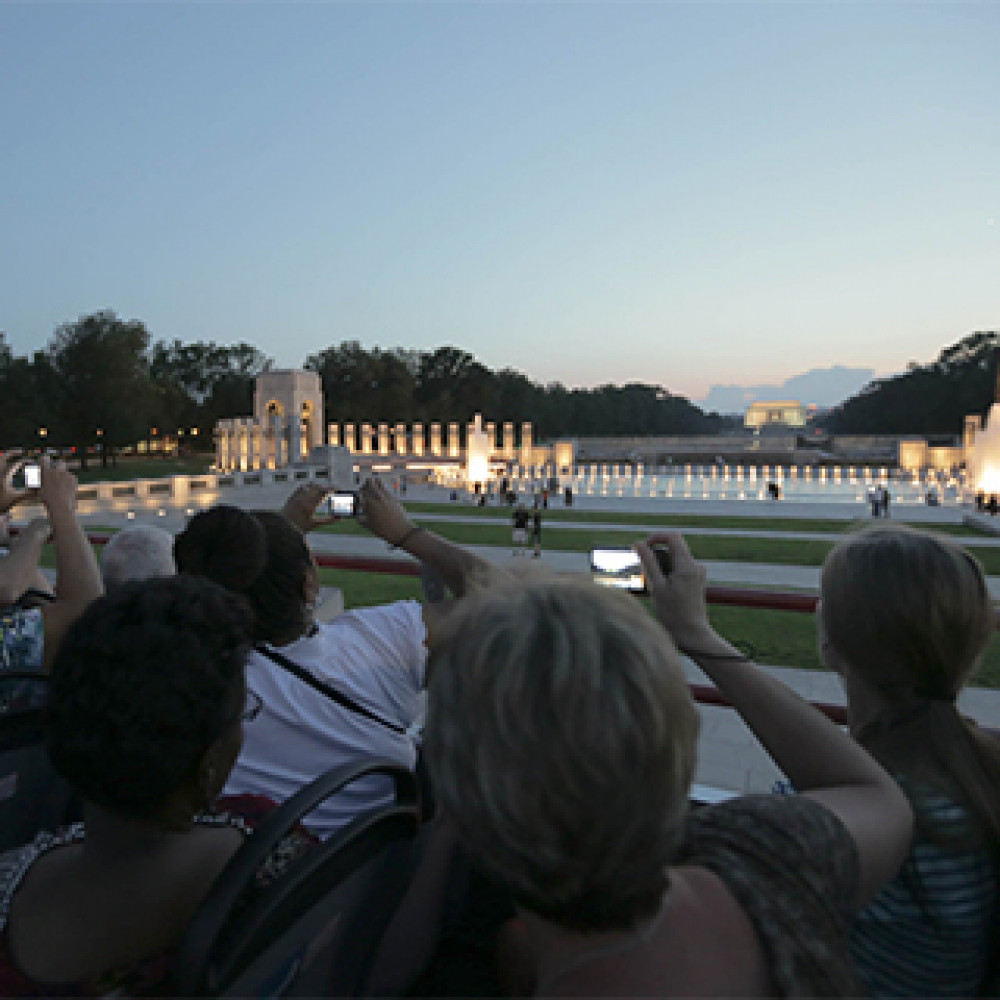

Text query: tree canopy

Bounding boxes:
[1,311,744,455]
[822,331,1000,436]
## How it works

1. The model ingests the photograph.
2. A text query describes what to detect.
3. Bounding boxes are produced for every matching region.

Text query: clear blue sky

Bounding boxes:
[2,1,998,402]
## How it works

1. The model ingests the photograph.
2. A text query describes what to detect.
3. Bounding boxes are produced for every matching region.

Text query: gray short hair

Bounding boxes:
[101,525,176,590]
[425,576,699,931]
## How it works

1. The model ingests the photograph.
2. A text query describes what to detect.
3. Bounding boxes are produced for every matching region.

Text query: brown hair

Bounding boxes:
[822,524,1000,848]
[424,576,699,931]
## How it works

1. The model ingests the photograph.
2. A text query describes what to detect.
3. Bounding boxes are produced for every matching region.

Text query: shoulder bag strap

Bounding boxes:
[254,643,408,737]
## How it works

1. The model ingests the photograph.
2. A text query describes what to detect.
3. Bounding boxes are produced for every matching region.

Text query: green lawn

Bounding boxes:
[320,517,1000,573]
[317,566,1000,688]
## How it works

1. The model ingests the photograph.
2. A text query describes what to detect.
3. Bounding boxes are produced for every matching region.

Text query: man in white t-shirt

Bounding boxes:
[225,599,427,837]
[212,478,500,837]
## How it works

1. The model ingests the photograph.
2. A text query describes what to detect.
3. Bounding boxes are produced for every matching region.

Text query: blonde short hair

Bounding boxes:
[821,524,992,701]
[424,576,699,931]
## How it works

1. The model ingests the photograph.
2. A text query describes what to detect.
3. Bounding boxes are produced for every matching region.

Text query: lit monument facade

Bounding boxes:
[215,371,574,479]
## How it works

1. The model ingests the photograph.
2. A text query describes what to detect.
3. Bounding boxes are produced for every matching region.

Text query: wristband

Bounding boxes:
[393,525,423,549]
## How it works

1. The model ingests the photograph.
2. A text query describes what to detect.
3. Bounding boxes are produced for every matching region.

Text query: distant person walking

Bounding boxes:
[879,484,891,518]
[512,504,530,557]
[532,509,542,559]
[868,486,880,518]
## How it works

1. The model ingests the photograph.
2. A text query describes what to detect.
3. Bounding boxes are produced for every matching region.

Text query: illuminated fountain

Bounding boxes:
[464,413,490,489]
[969,402,1000,494]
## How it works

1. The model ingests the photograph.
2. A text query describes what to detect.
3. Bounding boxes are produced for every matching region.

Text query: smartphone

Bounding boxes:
[590,547,645,592]
[22,463,41,489]
[328,491,358,517]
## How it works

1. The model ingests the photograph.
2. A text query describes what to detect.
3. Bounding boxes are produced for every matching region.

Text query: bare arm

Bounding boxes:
[0,519,50,606]
[358,478,501,600]
[636,532,913,906]
[37,458,103,670]
[0,451,40,517]
[281,483,336,534]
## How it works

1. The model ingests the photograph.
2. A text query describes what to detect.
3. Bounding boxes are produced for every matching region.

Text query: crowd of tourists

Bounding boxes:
[0,449,997,997]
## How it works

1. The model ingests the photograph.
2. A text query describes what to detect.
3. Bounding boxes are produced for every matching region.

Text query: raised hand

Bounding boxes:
[0,451,39,515]
[635,532,717,654]
[281,483,333,533]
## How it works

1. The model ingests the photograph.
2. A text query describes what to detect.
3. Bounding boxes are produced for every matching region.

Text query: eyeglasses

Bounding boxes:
[240,689,264,723]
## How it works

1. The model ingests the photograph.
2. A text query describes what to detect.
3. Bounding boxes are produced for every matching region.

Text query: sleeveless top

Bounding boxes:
[0,796,313,996]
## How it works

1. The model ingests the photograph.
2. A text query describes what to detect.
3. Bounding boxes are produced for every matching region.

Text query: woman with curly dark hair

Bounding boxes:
[0,575,307,996]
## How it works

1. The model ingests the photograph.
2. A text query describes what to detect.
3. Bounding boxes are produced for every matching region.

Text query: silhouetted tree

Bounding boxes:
[823,331,1000,436]
[47,312,155,467]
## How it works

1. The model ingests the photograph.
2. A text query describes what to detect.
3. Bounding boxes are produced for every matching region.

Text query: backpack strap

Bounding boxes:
[254,643,408,737]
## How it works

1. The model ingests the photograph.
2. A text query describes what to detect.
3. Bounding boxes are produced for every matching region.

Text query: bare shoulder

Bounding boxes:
[655,865,776,996]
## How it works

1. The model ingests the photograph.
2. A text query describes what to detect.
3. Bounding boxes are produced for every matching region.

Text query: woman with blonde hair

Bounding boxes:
[819,524,1000,996]
[423,533,913,996]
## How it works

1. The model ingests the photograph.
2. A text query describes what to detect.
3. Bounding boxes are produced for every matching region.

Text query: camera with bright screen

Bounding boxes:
[590,545,672,593]
[22,463,41,489]
[327,491,358,517]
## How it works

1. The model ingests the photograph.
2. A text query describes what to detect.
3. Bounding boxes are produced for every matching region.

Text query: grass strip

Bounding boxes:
[316,567,1000,688]
[317,519,1000,573]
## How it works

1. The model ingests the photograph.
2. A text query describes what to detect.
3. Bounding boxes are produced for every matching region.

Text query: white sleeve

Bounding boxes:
[330,600,428,692]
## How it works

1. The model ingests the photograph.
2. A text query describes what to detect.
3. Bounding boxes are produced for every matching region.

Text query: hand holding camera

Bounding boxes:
[635,533,717,654]
[0,451,41,514]
[281,483,337,533]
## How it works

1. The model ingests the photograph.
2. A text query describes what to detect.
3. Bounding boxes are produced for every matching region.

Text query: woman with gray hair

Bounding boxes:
[100,524,176,590]
[423,533,913,996]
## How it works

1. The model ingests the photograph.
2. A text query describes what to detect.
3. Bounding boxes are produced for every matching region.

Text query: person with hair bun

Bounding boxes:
[819,525,1000,997]
[174,478,498,838]
[0,575,309,996]
[423,535,913,996]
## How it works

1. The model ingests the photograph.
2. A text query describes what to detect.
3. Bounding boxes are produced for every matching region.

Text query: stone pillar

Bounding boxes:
[290,418,302,467]
[237,419,250,472]
[361,423,373,454]
[412,423,424,456]
[964,414,980,453]
[430,423,442,457]
[216,420,230,471]
[485,421,496,457]
[448,422,460,459]
[520,422,533,467]
[266,415,278,468]
[502,422,515,460]
[344,423,356,453]
[247,421,260,470]
[328,423,340,448]
[378,423,390,456]
[395,422,407,455]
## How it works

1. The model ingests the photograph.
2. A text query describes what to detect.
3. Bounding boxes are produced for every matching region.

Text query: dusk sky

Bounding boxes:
[3,2,998,403]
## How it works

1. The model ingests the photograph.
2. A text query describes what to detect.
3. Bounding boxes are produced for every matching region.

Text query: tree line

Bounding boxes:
[820,331,1000,437]
[0,311,735,464]
[5,311,989,465]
